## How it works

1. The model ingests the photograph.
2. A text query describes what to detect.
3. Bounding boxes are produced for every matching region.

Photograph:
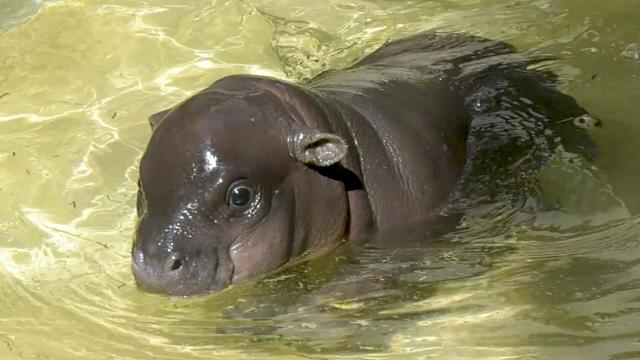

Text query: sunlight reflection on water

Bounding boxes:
[0,0,639,359]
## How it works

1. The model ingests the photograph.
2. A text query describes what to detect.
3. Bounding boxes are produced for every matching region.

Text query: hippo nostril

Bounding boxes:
[165,252,185,274]
[170,258,183,271]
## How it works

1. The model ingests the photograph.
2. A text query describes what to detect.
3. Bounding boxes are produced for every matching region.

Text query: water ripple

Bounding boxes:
[0,0,639,359]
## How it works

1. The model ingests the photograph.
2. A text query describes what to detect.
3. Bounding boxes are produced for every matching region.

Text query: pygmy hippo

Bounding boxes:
[131,32,597,296]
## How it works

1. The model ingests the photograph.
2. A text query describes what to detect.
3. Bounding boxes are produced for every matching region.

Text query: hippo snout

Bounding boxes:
[132,247,187,293]
[131,243,221,296]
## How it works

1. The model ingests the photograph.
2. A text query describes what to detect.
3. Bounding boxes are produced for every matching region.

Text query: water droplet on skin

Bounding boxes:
[466,90,497,112]
[203,151,218,172]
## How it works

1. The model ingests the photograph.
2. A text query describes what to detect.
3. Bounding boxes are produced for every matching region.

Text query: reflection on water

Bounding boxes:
[0,0,639,359]
[0,0,52,32]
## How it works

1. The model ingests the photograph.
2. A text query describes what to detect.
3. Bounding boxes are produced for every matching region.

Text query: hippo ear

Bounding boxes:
[289,129,348,167]
[148,109,171,130]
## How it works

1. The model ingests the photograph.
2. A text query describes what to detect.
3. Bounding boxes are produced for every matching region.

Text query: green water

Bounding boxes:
[1,0,639,359]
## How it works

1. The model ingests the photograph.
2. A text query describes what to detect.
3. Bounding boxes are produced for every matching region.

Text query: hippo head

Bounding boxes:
[132,76,350,296]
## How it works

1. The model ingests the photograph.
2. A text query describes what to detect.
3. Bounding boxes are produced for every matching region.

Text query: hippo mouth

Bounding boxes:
[208,252,235,294]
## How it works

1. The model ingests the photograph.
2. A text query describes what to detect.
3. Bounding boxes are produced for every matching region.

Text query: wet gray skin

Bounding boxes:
[132,32,596,296]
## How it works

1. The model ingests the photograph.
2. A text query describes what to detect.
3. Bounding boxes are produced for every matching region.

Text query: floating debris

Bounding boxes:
[558,114,602,130]
[621,43,639,62]
[573,114,602,130]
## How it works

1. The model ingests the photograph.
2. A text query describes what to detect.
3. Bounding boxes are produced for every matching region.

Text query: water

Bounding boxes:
[1,0,639,359]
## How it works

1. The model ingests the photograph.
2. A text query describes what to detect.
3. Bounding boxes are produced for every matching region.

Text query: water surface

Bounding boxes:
[1,1,639,359]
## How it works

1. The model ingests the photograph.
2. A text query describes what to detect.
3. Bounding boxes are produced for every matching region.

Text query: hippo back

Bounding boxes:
[307,32,597,228]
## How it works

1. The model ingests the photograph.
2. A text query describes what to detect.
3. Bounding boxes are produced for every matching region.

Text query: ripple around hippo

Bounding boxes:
[1,1,639,359]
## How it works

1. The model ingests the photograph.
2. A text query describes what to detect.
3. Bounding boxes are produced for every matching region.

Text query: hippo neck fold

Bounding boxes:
[299,90,376,241]
[265,82,376,241]
[306,73,470,237]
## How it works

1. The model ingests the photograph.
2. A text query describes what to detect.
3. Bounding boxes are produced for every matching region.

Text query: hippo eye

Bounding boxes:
[227,182,254,208]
